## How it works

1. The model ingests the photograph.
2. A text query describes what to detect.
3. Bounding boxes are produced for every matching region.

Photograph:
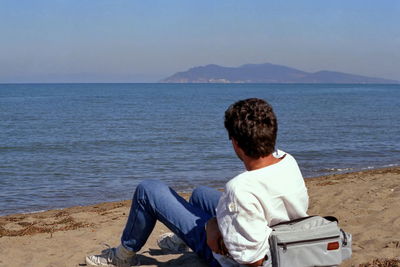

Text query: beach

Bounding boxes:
[1,166,399,267]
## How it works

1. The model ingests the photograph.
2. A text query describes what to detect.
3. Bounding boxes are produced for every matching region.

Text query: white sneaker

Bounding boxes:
[86,245,139,267]
[157,233,190,253]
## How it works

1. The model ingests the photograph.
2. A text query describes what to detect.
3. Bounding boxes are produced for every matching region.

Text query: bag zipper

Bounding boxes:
[278,235,340,252]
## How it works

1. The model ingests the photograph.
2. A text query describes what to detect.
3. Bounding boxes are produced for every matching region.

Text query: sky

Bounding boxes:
[0,0,399,83]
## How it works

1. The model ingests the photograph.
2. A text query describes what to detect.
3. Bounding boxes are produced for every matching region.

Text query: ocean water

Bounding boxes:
[1,83,399,215]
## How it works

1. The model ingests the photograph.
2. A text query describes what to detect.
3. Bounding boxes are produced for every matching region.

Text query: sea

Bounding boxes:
[1,83,399,216]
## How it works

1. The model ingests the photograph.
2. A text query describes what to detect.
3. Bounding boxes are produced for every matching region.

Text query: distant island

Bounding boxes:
[160,63,399,84]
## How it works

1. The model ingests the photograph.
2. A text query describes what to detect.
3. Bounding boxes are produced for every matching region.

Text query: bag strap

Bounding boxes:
[340,228,348,245]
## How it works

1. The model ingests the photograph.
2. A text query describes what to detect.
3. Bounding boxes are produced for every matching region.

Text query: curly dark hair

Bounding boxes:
[224,98,277,159]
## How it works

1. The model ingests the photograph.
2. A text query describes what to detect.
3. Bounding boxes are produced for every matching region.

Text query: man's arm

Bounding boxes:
[205,217,228,255]
[206,217,265,266]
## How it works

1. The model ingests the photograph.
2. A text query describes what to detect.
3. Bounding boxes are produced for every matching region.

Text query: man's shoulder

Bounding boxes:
[225,151,302,193]
[274,150,296,164]
[225,172,249,193]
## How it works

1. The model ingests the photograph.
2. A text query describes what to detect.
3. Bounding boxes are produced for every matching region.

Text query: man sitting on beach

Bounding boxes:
[86,98,309,267]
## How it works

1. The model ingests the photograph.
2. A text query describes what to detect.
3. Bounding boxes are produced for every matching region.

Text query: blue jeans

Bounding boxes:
[121,179,222,267]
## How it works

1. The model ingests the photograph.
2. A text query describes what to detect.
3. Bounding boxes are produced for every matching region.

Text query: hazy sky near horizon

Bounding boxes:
[1,0,399,82]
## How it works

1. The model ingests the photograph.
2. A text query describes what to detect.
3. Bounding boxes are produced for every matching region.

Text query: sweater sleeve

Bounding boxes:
[216,185,272,264]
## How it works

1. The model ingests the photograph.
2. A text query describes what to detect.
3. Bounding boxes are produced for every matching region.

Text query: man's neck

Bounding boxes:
[244,153,282,171]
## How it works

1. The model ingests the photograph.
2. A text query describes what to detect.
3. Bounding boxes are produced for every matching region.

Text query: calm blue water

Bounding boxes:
[1,83,399,215]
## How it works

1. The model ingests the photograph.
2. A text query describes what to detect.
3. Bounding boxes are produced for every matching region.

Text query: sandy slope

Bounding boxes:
[1,167,399,267]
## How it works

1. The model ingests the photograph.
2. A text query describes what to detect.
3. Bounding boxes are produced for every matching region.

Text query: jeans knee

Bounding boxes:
[190,186,209,204]
[135,179,166,197]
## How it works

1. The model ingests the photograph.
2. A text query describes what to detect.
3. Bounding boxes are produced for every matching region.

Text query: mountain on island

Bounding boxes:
[160,63,398,84]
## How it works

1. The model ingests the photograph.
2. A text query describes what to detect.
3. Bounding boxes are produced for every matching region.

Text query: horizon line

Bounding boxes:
[1,82,400,85]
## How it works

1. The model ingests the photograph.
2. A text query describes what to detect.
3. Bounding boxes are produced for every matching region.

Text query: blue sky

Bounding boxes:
[1,0,399,82]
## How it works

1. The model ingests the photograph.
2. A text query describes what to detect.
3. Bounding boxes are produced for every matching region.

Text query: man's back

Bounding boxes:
[216,150,309,264]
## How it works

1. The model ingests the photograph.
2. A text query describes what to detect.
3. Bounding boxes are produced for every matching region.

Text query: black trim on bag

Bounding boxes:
[271,215,339,227]
[324,216,339,223]
[271,216,315,227]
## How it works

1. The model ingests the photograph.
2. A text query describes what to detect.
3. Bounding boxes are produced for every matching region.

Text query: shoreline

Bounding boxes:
[1,166,399,266]
[1,165,399,218]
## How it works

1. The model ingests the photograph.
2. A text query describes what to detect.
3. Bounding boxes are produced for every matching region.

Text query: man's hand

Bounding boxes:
[205,217,228,255]
[245,258,264,267]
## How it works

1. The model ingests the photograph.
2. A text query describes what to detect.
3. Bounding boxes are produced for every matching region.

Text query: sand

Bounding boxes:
[1,167,399,267]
